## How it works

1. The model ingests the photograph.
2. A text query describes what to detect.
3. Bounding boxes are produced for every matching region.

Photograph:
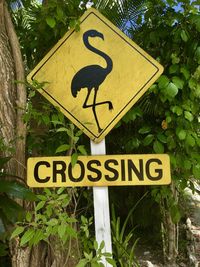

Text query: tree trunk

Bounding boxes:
[0,0,26,175]
[0,0,16,174]
[0,1,29,266]
[161,182,178,267]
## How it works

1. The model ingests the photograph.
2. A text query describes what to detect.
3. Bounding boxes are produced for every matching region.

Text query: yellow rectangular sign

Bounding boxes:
[27,154,171,187]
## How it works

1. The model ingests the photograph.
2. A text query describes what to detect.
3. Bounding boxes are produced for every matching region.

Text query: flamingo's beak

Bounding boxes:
[99,33,104,40]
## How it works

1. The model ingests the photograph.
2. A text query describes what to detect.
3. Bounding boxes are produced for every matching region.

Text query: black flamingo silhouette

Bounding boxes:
[71,29,113,133]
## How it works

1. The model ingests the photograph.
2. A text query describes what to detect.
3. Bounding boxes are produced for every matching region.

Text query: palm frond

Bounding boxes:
[94,0,147,36]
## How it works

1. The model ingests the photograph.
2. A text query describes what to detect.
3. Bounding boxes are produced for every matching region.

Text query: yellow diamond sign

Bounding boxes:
[27,8,163,143]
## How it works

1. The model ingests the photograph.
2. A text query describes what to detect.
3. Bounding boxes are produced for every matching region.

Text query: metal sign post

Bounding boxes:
[90,139,112,266]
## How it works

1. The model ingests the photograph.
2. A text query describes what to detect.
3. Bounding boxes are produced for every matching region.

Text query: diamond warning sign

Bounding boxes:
[27,8,163,143]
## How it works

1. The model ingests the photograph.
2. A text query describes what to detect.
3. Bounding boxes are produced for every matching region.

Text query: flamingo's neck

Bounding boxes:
[84,34,113,74]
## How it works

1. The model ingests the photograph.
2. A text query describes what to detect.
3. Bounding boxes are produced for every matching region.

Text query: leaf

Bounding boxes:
[37,194,47,201]
[180,67,190,80]
[84,251,93,260]
[102,253,112,257]
[26,212,32,223]
[58,193,70,201]
[193,164,200,179]
[46,17,56,28]
[51,120,64,126]
[57,187,65,195]
[184,111,194,122]
[31,229,44,245]
[48,218,58,226]
[180,30,188,42]
[189,77,197,90]
[172,76,184,89]
[94,240,98,250]
[0,195,24,223]
[58,224,66,239]
[170,205,181,224]
[71,153,78,168]
[56,127,68,133]
[20,228,35,246]
[106,257,117,267]
[143,134,154,146]
[176,129,186,140]
[158,75,170,89]
[171,106,183,116]
[69,19,80,32]
[78,145,87,155]
[0,181,37,201]
[171,53,180,64]
[153,140,164,153]
[91,262,100,267]
[42,114,50,125]
[76,130,83,137]
[157,133,167,143]
[55,144,70,153]
[76,259,89,267]
[169,64,179,74]
[65,225,77,237]
[35,201,45,211]
[131,138,140,148]
[165,82,178,98]
[138,126,151,134]
[186,134,195,147]
[10,226,25,239]
[99,240,105,251]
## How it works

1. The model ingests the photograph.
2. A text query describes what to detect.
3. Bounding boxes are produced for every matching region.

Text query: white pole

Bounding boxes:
[90,139,112,266]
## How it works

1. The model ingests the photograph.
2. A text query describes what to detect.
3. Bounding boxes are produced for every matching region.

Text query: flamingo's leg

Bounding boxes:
[82,88,112,133]
[82,89,92,109]
[92,87,102,133]
[93,100,113,110]
[82,88,102,132]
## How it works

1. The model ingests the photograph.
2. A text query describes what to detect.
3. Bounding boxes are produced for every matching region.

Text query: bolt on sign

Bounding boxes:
[27,8,163,143]
[27,154,171,187]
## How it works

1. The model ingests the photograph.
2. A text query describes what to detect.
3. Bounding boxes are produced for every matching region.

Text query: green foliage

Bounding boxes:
[25,81,88,158]
[10,188,77,248]
[111,193,148,267]
[111,206,139,267]
[0,180,37,201]
[78,213,116,266]
[151,186,182,224]
[12,0,84,69]
[76,241,116,267]
[0,157,37,256]
[79,215,94,254]
[114,0,200,192]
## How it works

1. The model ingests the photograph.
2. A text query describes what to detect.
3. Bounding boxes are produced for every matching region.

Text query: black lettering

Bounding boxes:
[34,161,50,183]
[53,161,66,183]
[146,159,163,181]
[128,159,144,181]
[121,159,126,181]
[68,160,84,182]
[105,159,119,181]
[87,160,102,182]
